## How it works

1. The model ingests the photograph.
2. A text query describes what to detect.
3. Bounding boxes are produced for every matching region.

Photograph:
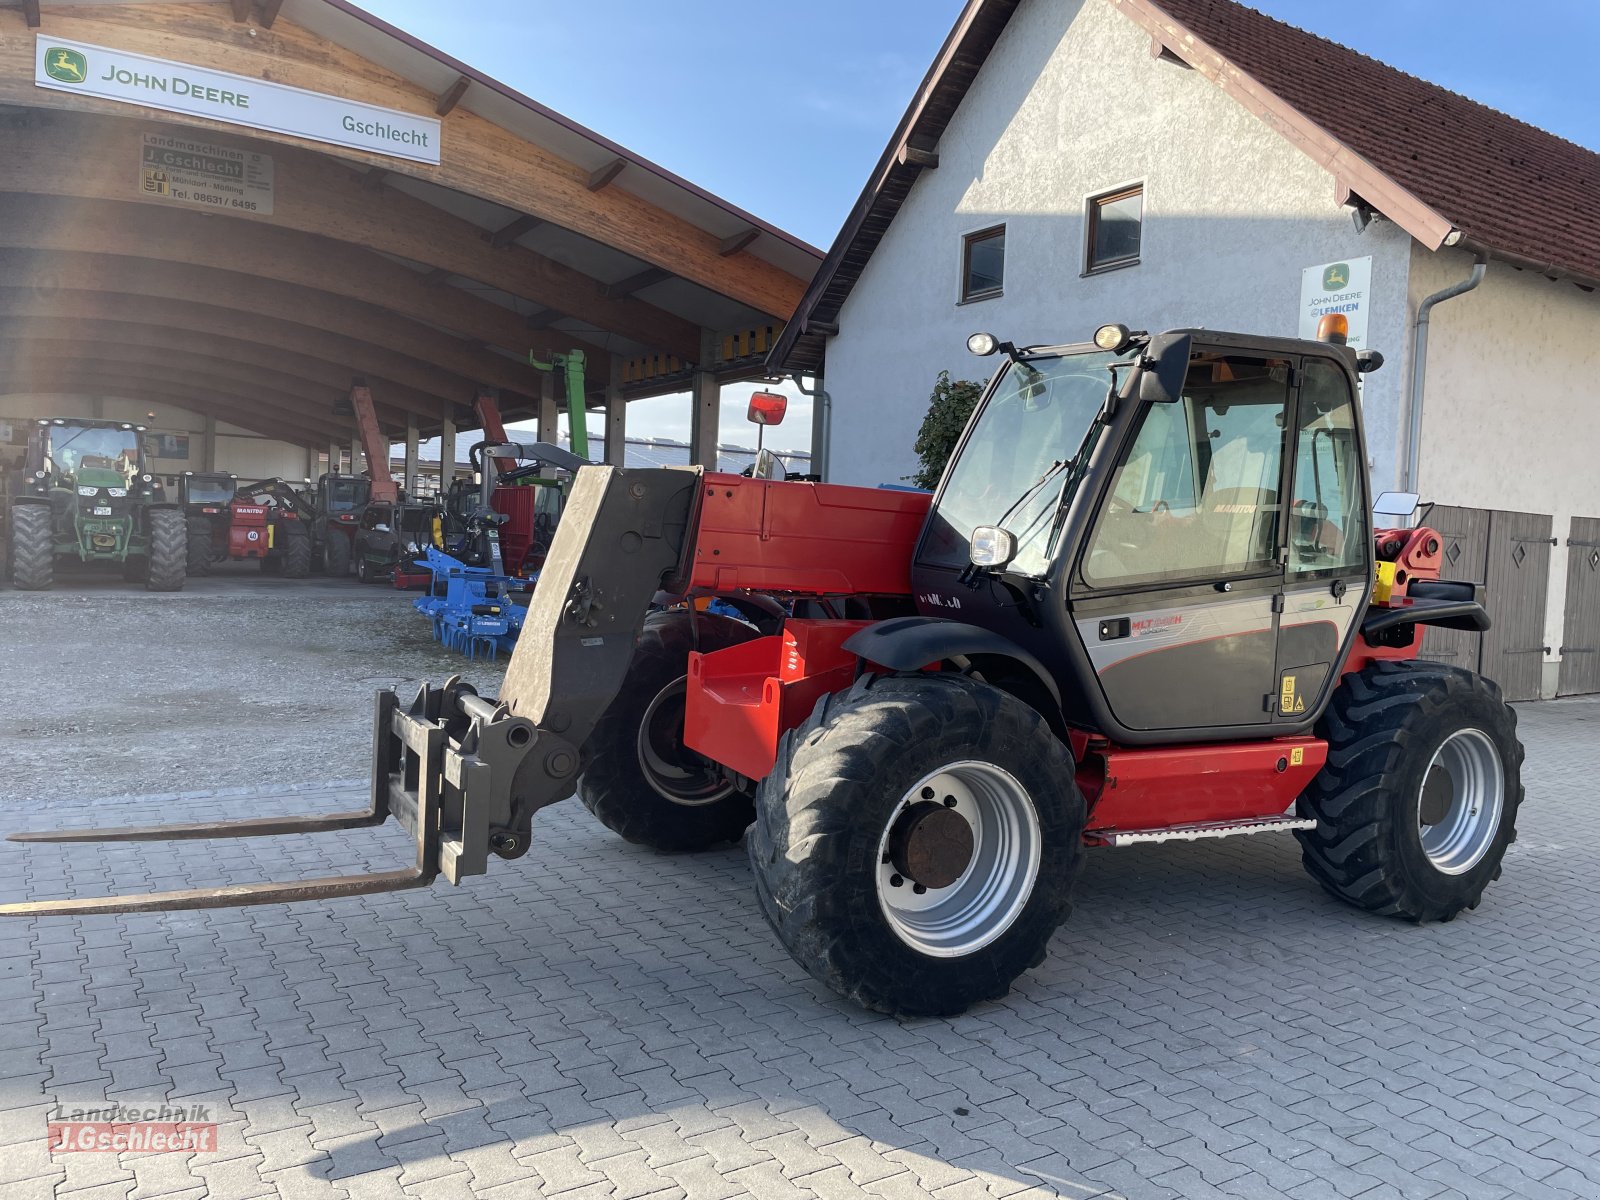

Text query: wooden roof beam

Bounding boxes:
[0,247,551,399]
[0,334,419,432]
[257,0,283,29]
[22,0,41,28]
[1,361,356,445]
[604,267,671,299]
[0,319,439,422]
[0,192,613,384]
[435,75,471,117]
[587,158,627,192]
[0,22,813,318]
[0,112,700,359]
[719,229,759,257]
[485,213,543,250]
[229,0,251,22]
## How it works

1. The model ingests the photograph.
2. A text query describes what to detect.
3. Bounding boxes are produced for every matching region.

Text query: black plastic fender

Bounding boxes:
[842,616,1065,722]
[1362,597,1491,643]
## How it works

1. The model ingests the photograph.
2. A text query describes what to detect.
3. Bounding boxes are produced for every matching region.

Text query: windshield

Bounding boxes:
[326,478,369,512]
[185,477,236,506]
[47,424,140,480]
[919,350,1121,575]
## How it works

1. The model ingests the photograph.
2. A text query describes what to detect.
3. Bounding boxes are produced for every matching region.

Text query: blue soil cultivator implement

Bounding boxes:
[413,548,529,660]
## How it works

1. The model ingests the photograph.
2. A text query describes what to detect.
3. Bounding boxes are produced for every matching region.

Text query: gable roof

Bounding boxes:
[769,0,1600,375]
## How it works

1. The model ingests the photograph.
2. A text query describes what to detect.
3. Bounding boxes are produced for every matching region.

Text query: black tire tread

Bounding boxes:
[281,529,311,579]
[10,502,53,591]
[186,522,213,576]
[145,508,186,592]
[324,530,350,577]
[576,611,758,852]
[748,672,1085,1017]
[1295,659,1524,922]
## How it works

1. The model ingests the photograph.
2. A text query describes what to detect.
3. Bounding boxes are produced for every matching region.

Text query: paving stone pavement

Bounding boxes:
[1,696,1597,1199]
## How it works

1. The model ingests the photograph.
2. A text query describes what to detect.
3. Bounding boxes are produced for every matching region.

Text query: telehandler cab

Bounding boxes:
[3,321,1523,1017]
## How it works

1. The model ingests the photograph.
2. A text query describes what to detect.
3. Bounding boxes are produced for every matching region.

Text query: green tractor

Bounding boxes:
[7,418,186,592]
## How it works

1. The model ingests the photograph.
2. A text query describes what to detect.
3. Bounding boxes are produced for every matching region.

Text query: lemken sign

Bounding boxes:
[35,37,441,165]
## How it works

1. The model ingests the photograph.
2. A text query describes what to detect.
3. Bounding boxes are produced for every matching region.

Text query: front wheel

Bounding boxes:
[576,610,758,851]
[748,673,1084,1017]
[324,530,350,577]
[145,508,186,592]
[10,502,53,591]
[280,530,311,579]
[1296,661,1524,922]
[185,521,213,576]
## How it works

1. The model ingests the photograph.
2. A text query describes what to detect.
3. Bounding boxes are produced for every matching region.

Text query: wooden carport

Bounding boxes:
[0,0,819,483]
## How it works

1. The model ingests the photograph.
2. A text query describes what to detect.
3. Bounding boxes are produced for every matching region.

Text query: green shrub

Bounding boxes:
[907,370,983,490]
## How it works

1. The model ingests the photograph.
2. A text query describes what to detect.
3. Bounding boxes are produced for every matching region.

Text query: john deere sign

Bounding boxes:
[1299,255,1373,349]
[34,36,441,165]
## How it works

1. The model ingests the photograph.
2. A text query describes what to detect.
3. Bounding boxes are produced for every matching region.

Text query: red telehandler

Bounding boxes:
[2,320,1523,1017]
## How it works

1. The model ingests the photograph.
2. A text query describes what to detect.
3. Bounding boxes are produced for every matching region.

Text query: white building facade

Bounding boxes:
[775,0,1600,700]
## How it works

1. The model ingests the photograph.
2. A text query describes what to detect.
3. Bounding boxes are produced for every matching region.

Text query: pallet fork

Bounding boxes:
[1,465,703,917]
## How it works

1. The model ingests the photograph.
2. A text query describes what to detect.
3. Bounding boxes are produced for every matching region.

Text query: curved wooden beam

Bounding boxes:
[0,248,547,403]
[0,192,611,385]
[0,338,405,438]
[0,6,811,318]
[0,368,346,447]
[0,316,441,422]
[0,110,703,359]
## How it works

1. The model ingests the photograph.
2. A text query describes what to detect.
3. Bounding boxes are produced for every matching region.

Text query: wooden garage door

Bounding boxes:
[1559,516,1600,696]
[1419,505,1489,673]
[1419,505,1552,701]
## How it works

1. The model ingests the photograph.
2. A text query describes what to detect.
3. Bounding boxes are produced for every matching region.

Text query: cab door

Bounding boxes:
[1274,357,1371,722]
[1071,350,1294,736]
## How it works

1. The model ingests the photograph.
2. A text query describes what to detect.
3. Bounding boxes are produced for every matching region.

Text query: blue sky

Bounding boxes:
[362,0,1600,451]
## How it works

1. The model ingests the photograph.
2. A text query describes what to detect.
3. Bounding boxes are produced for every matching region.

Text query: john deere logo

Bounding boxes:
[45,48,87,84]
[1323,263,1351,291]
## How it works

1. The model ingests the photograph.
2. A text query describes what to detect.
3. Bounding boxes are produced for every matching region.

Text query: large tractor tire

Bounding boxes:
[281,529,312,579]
[186,520,213,577]
[10,502,54,591]
[577,611,759,852]
[144,508,187,592]
[748,673,1084,1017]
[1295,660,1523,923]
[324,530,351,577]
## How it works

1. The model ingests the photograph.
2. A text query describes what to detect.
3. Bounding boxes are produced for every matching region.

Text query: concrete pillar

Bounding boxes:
[328,440,342,475]
[403,421,420,495]
[690,328,720,468]
[603,359,627,466]
[306,445,319,483]
[537,371,559,448]
[439,410,458,490]
[202,415,218,472]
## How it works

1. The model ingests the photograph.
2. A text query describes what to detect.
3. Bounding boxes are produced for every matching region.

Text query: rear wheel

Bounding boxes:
[145,508,186,592]
[577,611,758,851]
[748,673,1084,1017]
[1296,660,1523,922]
[281,529,311,579]
[186,520,213,576]
[10,503,53,591]
[324,529,350,577]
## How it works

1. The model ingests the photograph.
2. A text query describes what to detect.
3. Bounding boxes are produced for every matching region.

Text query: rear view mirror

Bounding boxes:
[1135,332,1192,403]
[1373,490,1420,520]
[747,390,788,427]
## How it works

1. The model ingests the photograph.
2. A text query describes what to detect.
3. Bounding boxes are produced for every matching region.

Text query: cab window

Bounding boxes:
[1084,354,1290,588]
[1289,359,1366,575]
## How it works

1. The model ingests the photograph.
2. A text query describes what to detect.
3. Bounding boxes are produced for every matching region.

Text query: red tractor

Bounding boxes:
[181,472,313,578]
[4,321,1523,1018]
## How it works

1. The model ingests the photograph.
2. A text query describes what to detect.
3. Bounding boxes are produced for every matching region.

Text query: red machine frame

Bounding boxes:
[681,474,1441,845]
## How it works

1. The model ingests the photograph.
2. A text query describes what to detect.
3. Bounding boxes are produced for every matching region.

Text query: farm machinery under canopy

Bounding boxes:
[3,321,1523,1018]
[7,418,185,591]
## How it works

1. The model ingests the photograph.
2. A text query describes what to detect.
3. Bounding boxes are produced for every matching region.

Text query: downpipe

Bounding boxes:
[794,373,831,480]
[1404,253,1487,494]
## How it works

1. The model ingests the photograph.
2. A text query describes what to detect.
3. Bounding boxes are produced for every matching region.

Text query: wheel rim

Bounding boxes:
[1418,728,1505,875]
[635,678,734,806]
[875,761,1041,958]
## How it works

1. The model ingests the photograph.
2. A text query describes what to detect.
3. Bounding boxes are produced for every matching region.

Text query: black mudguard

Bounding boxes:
[842,616,1064,711]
